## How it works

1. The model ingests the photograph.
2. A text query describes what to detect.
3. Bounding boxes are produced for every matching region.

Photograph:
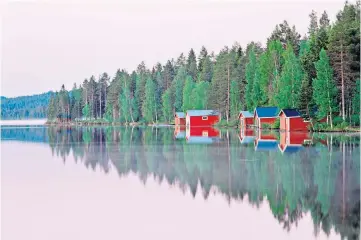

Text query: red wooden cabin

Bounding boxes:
[279,109,310,132]
[254,107,279,129]
[174,112,186,125]
[238,111,254,127]
[186,110,220,127]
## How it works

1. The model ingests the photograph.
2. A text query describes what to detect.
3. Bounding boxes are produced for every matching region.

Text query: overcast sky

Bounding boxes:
[1,0,347,97]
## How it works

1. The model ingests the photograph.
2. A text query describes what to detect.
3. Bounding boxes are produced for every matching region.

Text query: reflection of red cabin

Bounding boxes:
[254,107,279,128]
[238,111,254,127]
[279,109,310,132]
[174,125,186,139]
[186,126,221,144]
[175,112,186,125]
[186,110,220,126]
[278,131,312,153]
[238,128,255,144]
[254,130,278,151]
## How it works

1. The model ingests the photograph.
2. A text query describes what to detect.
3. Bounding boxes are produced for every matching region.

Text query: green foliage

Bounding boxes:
[82,104,90,119]
[276,43,303,108]
[192,81,209,110]
[182,76,194,111]
[172,66,186,111]
[313,49,338,126]
[143,78,157,123]
[1,91,53,119]
[245,47,257,111]
[230,80,240,119]
[162,89,173,122]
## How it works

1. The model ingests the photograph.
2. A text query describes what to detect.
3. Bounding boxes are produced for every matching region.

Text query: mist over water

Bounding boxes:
[1,126,360,240]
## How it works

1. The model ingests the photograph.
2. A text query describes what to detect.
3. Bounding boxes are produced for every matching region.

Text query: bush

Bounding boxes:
[351,114,360,126]
[335,121,349,131]
[312,122,328,131]
[333,116,343,125]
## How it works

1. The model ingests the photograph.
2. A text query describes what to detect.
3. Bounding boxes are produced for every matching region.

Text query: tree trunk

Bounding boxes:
[227,63,230,123]
[340,42,346,120]
[99,87,102,119]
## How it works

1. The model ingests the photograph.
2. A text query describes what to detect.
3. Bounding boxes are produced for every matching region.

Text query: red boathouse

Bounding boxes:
[186,110,220,127]
[175,112,186,125]
[238,111,254,127]
[254,107,279,129]
[279,109,310,132]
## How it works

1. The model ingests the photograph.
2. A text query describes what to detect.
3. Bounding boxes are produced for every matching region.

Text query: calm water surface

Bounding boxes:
[1,126,360,240]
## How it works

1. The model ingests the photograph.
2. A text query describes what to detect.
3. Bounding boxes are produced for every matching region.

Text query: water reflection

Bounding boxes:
[1,126,360,239]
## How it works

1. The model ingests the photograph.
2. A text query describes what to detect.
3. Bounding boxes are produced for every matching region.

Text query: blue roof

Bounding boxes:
[255,107,279,118]
[255,140,278,151]
[280,109,301,117]
[187,110,219,117]
[175,112,185,118]
[239,111,253,118]
[186,136,220,144]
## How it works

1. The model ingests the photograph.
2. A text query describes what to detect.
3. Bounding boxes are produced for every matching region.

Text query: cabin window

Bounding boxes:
[202,116,208,120]
[202,131,208,137]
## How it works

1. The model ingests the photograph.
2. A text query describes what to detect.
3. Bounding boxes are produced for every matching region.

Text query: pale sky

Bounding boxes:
[1,0,346,97]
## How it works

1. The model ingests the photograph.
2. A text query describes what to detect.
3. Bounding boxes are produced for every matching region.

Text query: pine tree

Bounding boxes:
[135,62,148,121]
[186,48,198,80]
[308,10,319,36]
[162,89,173,122]
[192,81,210,110]
[142,77,157,123]
[182,76,194,111]
[258,40,284,105]
[245,47,257,110]
[230,80,240,119]
[172,66,186,112]
[313,49,338,127]
[276,43,303,108]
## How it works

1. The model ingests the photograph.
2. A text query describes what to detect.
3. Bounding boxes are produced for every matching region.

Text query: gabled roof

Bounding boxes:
[254,107,279,118]
[239,111,253,118]
[175,112,185,118]
[279,109,301,117]
[187,110,220,117]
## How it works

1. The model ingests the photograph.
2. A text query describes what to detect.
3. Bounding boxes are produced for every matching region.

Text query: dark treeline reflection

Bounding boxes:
[2,126,360,239]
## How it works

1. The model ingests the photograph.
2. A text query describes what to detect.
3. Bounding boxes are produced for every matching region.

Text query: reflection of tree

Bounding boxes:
[5,126,359,238]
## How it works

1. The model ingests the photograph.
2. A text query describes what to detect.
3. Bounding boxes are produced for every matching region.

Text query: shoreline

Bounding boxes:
[44,121,360,132]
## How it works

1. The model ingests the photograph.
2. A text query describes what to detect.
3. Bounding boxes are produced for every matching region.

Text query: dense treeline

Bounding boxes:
[48,2,360,127]
[1,92,53,119]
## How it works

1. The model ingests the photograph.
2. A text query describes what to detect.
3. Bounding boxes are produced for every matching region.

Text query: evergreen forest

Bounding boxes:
[47,2,360,127]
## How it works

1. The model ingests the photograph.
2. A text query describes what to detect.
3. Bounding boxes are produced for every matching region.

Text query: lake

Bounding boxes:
[1,125,359,240]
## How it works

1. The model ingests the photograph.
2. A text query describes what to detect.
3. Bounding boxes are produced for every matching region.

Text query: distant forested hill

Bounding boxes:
[1,92,53,119]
